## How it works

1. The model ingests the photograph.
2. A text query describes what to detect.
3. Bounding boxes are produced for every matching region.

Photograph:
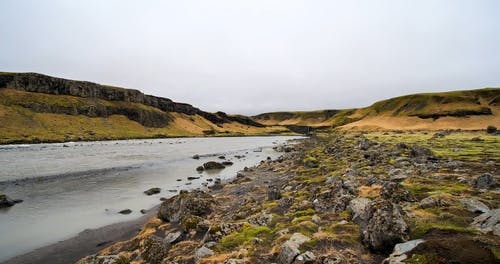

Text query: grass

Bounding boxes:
[218,224,274,251]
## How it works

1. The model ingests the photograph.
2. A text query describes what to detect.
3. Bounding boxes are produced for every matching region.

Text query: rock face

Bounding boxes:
[0,72,265,128]
[157,190,215,223]
[360,200,410,253]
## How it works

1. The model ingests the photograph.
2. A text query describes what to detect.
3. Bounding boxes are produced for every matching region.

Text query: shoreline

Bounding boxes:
[0,206,158,264]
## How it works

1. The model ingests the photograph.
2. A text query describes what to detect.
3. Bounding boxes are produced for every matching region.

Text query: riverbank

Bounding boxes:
[73,130,499,263]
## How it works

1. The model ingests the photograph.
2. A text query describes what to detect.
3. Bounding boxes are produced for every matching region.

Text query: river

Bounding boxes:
[0,136,302,262]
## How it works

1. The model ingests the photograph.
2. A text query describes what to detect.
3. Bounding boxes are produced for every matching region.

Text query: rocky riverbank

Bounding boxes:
[76,130,498,264]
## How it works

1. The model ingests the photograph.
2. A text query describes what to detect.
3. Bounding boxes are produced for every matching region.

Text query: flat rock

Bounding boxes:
[460,198,490,214]
[470,208,500,236]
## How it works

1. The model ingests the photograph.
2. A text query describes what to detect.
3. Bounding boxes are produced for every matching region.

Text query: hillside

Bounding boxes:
[0,72,290,144]
[253,88,500,130]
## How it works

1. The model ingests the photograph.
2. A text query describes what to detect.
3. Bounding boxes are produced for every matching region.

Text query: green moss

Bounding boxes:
[405,253,440,264]
[291,216,312,224]
[218,224,273,250]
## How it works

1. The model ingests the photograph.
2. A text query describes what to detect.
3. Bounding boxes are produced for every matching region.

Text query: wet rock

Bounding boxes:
[140,209,147,214]
[118,209,132,214]
[486,125,497,134]
[187,176,200,180]
[195,246,214,260]
[144,187,161,196]
[142,235,169,264]
[470,208,500,236]
[196,166,205,172]
[192,154,200,159]
[0,194,22,208]
[203,161,225,170]
[157,190,215,223]
[268,185,282,201]
[460,198,490,214]
[380,182,415,203]
[472,173,496,189]
[278,233,311,264]
[383,239,425,264]
[222,161,234,166]
[361,200,410,253]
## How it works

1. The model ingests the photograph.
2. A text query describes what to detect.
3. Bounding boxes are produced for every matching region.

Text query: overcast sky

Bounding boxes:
[1,0,499,115]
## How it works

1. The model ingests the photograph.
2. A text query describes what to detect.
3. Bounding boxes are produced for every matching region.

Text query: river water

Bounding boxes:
[0,136,301,262]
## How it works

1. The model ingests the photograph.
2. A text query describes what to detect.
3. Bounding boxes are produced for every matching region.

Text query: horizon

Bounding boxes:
[1,0,499,115]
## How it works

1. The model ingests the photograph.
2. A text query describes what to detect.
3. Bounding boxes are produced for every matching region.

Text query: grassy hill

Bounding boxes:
[253,88,500,130]
[0,73,291,144]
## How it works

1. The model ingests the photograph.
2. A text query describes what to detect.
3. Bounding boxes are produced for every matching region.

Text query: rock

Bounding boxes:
[409,145,434,162]
[76,254,128,264]
[311,215,321,225]
[248,213,274,226]
[163,231,182,244]
[388,169,408,182]
[472,173,496,189]
[361,200,410,253]
[418,196,448,209]
[348,197,372,224]
[278,233,311,264]
[460,198,490,214]
[471,137,484,142]
[486,125,497,134]
[268,185,282,201]
[192,154,200,159]
[0,194,22,208]
[144,187,161,195]
[383,239,425,264]
[380,182,415,203]
[218,155,226,159]
[195,246,214,260]
[140,209,147,214]
[157,190,215,223]
[222,161,234,166]
[224,259,243,264]
[118,209,132,214]
[470,208,500,235]
[142,235,169,264]
[196,166,205,172]
[203,161,225,170]
[358,138,373,150]
[187,176,200,180]
[294,251,316,263]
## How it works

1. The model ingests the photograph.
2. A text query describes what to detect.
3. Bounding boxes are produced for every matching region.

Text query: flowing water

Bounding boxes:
[0,136,302,261]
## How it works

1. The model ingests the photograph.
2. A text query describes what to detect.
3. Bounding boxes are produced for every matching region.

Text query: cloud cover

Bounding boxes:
[1,0,499,115]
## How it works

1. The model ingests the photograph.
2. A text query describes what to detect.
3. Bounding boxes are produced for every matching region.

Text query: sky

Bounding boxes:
[1,0,499,115]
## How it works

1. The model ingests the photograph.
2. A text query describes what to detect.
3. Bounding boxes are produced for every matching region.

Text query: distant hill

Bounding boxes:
[253,88,499,130]
[0,72,289,144]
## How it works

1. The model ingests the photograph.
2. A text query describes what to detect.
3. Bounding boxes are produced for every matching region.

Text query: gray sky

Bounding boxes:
[1,0,499,115]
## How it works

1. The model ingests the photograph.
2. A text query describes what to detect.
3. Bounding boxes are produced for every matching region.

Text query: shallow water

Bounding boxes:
[0,136,301,262]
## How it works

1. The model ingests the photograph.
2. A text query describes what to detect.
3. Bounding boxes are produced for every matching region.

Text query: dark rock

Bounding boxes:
[0,194,22,208]
[196,166,205,172]
[187,176,200,180]
[142,235,169,264]
[118,209,132,214]
[486,125,497,134]
[192,154,200,159]
[361,200,410,253]
[380,182,415,203]
[222,161,234,166]
[144,187,161,196]
[140,209,147,214]
[203,161,225,170]
[218,155,225,159]
[267,186,282,201]
[157,190,215,223]
[472,173,496,189]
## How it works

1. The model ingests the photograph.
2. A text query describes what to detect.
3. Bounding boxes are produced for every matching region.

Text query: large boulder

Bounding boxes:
[360,200,410,253]
[157,190,215,223]
[348,197,372,224]
[459,198,490,214]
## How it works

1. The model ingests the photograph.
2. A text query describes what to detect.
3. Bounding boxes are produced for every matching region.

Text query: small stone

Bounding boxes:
[144,187,161,196]
[163,231,182,244]
[195,246,214,260]
[118,209,132,214]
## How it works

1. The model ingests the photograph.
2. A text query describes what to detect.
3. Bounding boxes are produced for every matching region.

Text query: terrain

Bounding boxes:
[75,130,499,264]
[254,88,500,130]
[0,72,290,144]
